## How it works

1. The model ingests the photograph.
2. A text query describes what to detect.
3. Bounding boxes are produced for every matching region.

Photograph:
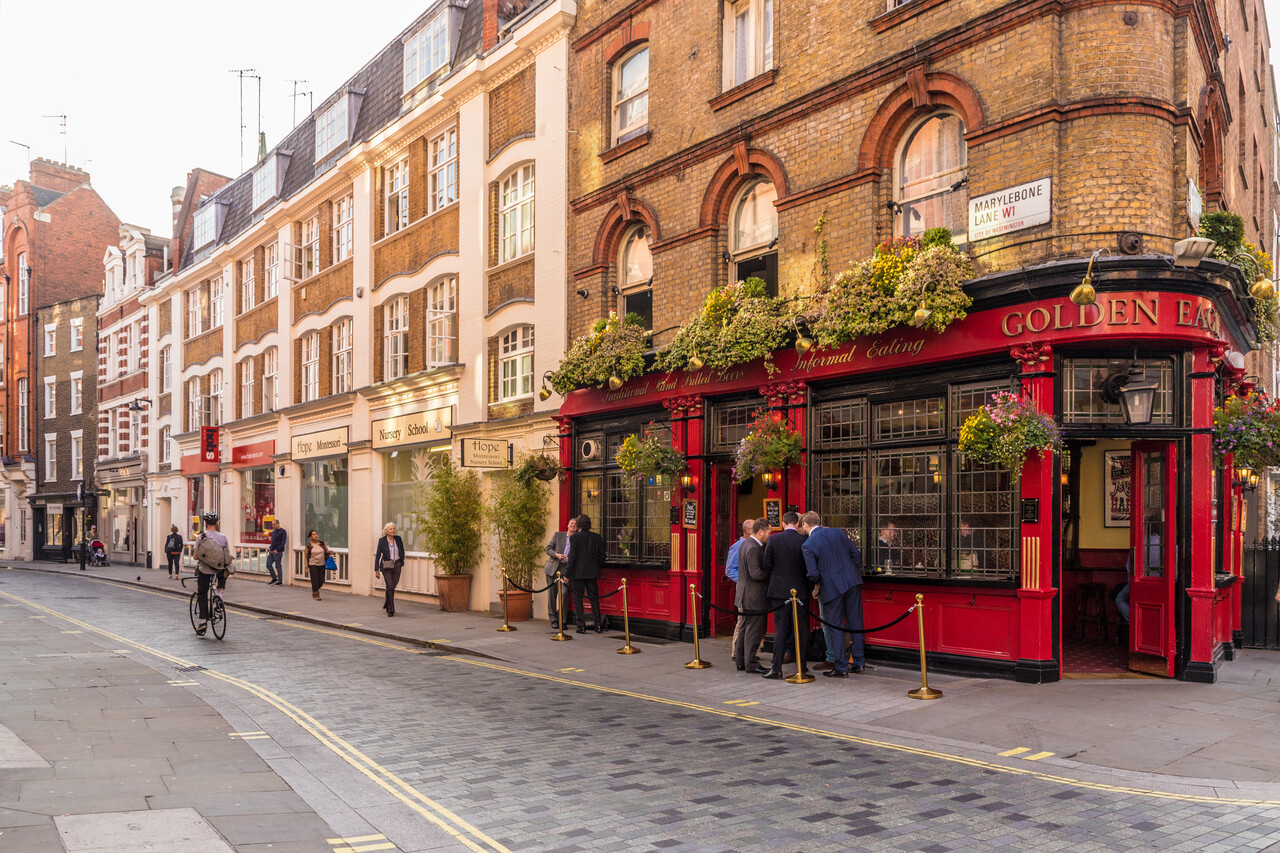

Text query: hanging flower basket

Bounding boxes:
[615,424,685,481]
[513,454,561,484]
[958,391,1061,478]
[1214,392,1280,470]
[733,410,803,484]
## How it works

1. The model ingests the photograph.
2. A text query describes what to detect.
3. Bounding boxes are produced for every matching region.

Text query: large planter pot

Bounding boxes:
[499,589,534,622]
[434,573,473,612]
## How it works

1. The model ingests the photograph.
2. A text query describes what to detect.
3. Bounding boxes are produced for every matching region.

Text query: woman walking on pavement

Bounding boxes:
[304,529,330,600]
[374,522,406,616]
[164,525,184,579]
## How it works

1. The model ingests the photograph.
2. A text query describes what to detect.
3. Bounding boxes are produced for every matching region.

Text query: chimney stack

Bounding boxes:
[482,0,500,52]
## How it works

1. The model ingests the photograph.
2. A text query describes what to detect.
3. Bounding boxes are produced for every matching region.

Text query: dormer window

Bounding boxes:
[253,158,277,210]
[315,92,363,162]
[404,13,450,93]
[192,206,216,250]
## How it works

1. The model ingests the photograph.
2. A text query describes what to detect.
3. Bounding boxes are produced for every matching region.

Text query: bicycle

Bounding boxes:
[181,573,227,640]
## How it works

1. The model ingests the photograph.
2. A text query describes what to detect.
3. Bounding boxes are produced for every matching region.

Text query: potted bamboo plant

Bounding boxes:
[415,455,484,611]
[487,458,553,621]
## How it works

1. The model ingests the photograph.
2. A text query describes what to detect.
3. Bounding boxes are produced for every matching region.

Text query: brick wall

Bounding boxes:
[488,65,537,159]
[235,298,278,349]
[183,328,221,369]
[487,257,535,312]
[293,258,353,323]
[372,204,459,292]
[158,299,172,337]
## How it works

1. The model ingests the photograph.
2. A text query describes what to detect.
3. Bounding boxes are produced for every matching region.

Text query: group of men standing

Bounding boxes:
[728,511,866,679]
[544,515,607,633]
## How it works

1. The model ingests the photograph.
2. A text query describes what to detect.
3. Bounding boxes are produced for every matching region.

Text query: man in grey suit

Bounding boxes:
[544,517,578,629]
[800,510,866,678]
[733,518,772,674]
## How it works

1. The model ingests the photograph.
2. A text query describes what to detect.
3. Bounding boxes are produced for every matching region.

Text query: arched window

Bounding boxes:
[618,226,653,329]
[896,113,967,241]
[613,47,649,145]
[730,180,778,295]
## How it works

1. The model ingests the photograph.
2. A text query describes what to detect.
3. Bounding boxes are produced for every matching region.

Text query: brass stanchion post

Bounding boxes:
[908,593,942,700]
[550,572,572,642]
[784,588,814,684]
[617,578,639,655]
[497,573,516,632]
[684,583,711,669]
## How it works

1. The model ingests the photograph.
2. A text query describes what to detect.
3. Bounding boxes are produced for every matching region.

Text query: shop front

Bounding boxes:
[180,452,220,539]
[232,438,276,576]
[98,455,147,564]
[292,426,350,583]
[558,260,1256,683]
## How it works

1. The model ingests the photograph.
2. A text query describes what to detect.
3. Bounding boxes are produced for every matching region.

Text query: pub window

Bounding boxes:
[896,112,968,242]
[1061,357,1175,425]
[812,398,867,450]
[574,423,672,565]
[814,452,864,546]
[953,454,1015,580]
[730,180,778,296]
[618,226,653,331]
[872,448,944,574]
[874,396,943,441]
[708,399,759,453]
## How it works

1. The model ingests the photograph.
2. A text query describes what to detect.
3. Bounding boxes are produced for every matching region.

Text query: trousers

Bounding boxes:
[572,578,601,627]
[381,566,402,614]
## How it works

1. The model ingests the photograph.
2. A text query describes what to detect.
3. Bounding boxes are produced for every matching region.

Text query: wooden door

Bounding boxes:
[1129,442,1178,677]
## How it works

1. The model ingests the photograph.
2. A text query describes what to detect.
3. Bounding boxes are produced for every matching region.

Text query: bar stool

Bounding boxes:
[1075,582,1108,642]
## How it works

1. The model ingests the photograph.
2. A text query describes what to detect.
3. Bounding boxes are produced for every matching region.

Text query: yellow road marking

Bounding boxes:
[723,699,759,706]
[230,731,267,737]
[334,843,396,853]
[342,623,365,628]
[1024,751,1055,761]
[558,667,584,673]
[327,836,387,845]
[998,747,1030,757]
[167,680,199,687]
[28,615,46,618]
[429,639,452,643]
[60,630,83,634]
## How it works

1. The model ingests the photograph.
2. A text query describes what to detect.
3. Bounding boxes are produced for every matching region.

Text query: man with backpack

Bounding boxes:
[192,511,233,636]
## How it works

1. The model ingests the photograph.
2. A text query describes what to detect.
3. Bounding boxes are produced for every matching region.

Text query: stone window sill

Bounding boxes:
[600,131,652,164]
[709,69,777,112]
[870,0,948,33]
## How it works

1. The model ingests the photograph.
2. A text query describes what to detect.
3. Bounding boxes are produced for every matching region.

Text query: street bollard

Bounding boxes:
[550,572,572,642]
[497,573,516,632]
[908,593,942,700]
[617,578,639,655]
[784,588,814,684]
[684,583,711,669]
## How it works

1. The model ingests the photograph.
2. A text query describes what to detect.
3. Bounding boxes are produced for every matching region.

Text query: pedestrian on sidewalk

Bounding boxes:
[565,514,606,633]
[733,518,771,674]
[544,517,578,630]
[266,520,287,586]
[725,520,752,662]
[762,511,810,679]
[164,525,184,579]
[304,530,330,601]
[374,522,405,617]
[801,511,865,678]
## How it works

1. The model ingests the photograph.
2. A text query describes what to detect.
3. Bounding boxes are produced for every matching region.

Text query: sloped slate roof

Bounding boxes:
[31,186,65,209]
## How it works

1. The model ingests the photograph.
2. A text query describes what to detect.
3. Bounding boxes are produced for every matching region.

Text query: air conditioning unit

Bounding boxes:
[578,438,602,462]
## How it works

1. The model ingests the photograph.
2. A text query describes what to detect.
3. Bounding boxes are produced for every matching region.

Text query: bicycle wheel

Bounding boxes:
[211,596,226,640]
[189,591,201,632]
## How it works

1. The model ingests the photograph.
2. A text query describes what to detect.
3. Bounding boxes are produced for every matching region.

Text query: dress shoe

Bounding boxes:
[736,663,746,671]
[576,626,588,634]
[745,665,769,674]
[761,670,783,680]
[850,665,866,674]
[822,670,849,678]
[812,661,835,671]
[387,611,395,617]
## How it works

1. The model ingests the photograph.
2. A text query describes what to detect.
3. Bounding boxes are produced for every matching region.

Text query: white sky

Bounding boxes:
[0,0,424,233]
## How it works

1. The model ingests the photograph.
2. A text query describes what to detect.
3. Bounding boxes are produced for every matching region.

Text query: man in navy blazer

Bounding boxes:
[762,511,809,679]
[800,510,866,677]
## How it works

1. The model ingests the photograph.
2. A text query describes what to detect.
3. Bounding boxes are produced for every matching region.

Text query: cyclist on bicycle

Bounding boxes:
[192,511,232,636]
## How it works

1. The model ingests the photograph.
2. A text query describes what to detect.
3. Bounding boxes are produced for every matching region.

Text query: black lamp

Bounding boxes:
[1101,355,1159,425]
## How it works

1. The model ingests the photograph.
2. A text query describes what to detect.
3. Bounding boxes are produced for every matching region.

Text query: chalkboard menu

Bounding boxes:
[682,499,698,529]
[763,498,782,530]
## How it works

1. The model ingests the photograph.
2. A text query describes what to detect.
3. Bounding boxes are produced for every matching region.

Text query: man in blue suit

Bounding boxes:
[800,510,866,677]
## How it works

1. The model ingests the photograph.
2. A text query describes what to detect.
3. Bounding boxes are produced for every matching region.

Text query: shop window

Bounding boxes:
[708,399,759,453]
[302,458,348,549]
[1061,358,1174,425]
[896,113,968,242]
[874,396,943,441]
[383,449,438,553]
[613,47,649,145]
[723,0,773,90]
[240,468,274,546]
[574,423,672,565]
[48,512,64,547]
[499,325,535,401]
[618,226,653,330]
[499,164,535,263]
[812,399,867,450]
[383,297,410,380]
[730,180,778,295]
[426,278,457,368]
[814,452,864,544]
[872,448,943,574]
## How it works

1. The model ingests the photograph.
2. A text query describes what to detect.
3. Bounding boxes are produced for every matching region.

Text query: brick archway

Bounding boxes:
[856,70,985,172]
[591,194,662,269]
[698,144,790,228]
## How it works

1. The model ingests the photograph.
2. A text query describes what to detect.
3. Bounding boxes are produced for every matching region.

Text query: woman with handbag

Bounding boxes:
[374,522,406,617]
[304,529,330,600]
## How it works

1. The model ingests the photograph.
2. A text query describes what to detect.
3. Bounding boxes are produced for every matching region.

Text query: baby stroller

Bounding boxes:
[87,540,110,567]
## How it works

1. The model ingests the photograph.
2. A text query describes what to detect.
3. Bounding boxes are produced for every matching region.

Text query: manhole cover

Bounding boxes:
[174,665,206,673]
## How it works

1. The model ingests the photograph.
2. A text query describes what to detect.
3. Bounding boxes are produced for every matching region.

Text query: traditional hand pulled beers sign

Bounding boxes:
[968,178,1051,241]
[371,406,452,450]
[292,426,349,461]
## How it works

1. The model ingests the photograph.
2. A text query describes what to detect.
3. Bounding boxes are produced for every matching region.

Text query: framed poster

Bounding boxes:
[1103,450,1132,527]
[763,498,782,530]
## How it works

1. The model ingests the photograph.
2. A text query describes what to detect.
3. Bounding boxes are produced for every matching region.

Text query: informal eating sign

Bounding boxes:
[968,178,1051,241]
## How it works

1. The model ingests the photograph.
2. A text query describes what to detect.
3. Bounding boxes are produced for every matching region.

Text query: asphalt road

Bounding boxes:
[3,569,1280,853]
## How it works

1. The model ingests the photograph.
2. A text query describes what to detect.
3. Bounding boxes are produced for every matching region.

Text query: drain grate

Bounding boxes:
[174,665,206,673]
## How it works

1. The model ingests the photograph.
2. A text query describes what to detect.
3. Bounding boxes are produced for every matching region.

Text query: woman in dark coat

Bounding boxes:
[304,529,330,600]
[164,525,184,579]
[374,522,406,616]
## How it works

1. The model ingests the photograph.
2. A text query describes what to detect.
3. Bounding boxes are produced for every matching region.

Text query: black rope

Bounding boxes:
[706,599,790,617]
[507,577,558,594]
[798,601,916,634]
[598,586,623,599]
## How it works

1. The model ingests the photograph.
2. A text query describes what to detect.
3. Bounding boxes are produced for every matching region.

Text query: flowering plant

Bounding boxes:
[615,424,685,481]
[733,410,803,484]
[1213,392,1280,470]
[958,391,1061,478]
[656,278,792,374]
[549,311,649,394]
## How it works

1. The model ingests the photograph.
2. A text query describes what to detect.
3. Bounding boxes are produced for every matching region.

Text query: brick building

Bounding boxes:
[142,0,573,612]
[30,295,98,561]
[0,160,119,558]
[96,224,168,565]
[555,0,1280,681]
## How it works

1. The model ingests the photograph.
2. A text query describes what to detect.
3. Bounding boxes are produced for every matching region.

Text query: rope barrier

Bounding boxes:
[798,601,916,634]
[598,586,623,599]
[706,599,791,617]
[508,577,558,594]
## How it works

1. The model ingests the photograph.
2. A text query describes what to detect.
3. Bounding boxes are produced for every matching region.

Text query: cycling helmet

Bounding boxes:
[201,511,220,526]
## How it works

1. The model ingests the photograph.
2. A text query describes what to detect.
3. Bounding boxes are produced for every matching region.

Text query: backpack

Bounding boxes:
[194,533,232,573]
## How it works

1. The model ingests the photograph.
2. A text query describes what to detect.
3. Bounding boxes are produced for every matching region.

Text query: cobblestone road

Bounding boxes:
[4,571,1280,853]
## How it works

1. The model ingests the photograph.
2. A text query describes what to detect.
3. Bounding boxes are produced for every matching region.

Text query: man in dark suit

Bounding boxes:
[762,511,810,679]
[801,510,866,677]
[733,518,771,673]
[544,517,578,629]
[564,514,606,633]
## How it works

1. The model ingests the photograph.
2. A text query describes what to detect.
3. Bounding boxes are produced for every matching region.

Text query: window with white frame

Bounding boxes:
[499,165,535,263]
[430,128,458,212]
[186,287,205,337]
[730,179,779,295]
[186,377,201,432]
[43,323,56,356]
[315,98,349,161]
[333,319,353,393]
[613,47,650,145]
[44,436,56,482]
[192,206,215,249]
[499,325,535,401]
[300,216,320,280]
[383,297,409,380]
[70,431,83,480]
[264,243,279,299]
[70,372,82,415]
[160,426,172,464]
[43,376,55,418]
[263,348,278,413]
[0,280,7,320]
[240,358,254,419]
[210,276,225,326]
[128,254,138,290]
[404,13,450,92]
[618,226,654,329]
[129,408,140,453]
[301,332,321,402]
[70,317,83,351]
[240,256,256,312]
[896,112,968,242]
[207,370,223,427]
[18,378,28,451]
[17,252,28,316]
[252,157,277,210]
[128,321,141,373]
[108,410,119,456]
[332,194,354,263]
[724,0,774,89]
[427,277,457,367]
[385,159,410,234]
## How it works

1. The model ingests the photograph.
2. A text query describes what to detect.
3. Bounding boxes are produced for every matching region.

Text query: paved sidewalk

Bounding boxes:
[12,559,1280,799]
